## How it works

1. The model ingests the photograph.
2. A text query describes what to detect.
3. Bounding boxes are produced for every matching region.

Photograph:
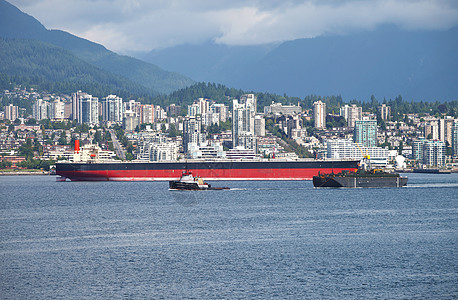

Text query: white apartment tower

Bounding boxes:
[378,104,391,120]
[4,104,19,121]
[79,94,99,125]
[423,140,446,167]
[313,100,326,129]
[72,91,98,125]
[140,104,154,124]
[340,104,362,128]
[425,120,439,140]
[232,94,257,149]
[32,99,48,121]
[51,98,65,120]
[101,94,123,123]
[183,116,204,154]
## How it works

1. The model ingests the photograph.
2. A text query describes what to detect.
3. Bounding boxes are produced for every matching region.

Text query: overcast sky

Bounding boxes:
[8,0,458,53]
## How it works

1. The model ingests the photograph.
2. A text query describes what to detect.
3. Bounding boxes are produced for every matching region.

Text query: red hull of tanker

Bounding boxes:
[56,160,359,181]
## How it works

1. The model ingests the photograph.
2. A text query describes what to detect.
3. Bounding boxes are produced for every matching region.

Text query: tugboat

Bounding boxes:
[169,171,229,190]
[313,168,408,188]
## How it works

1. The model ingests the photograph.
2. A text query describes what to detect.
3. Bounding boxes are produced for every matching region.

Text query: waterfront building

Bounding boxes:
[340,104,362,128]
[150,142,178,161]
[4,104,19,121]
[453,122,458,156]
[187,142,225,159]
[313,100,326,129]
[101,95,123,123]
[353,117,377,147]
[378,104,391,120]
[326,139,389,163]
[422,140,446,167]
[226,147,257,159]
[412,137,426,161]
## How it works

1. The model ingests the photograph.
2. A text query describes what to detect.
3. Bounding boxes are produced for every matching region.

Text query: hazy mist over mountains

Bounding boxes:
[1,0,457,101]
[134,25,458,102]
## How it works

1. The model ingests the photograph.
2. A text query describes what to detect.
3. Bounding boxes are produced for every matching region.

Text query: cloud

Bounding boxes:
[8,0,458,52]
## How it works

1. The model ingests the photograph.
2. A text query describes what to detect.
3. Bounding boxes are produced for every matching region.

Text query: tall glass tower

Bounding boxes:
[353,118,377,147]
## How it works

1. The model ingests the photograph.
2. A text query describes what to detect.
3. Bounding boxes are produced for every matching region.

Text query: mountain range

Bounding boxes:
[136,26,458,102]
[0,0,194,96]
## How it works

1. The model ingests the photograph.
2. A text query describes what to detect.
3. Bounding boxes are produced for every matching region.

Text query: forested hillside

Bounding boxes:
[0,38,153,99]
[149,82,458,119]
[0,0,194,95]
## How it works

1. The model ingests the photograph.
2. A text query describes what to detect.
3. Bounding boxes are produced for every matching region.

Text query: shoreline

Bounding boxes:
[0,171,51,176]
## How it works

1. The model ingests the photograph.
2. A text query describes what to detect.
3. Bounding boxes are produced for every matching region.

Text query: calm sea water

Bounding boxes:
[1,173,457,299]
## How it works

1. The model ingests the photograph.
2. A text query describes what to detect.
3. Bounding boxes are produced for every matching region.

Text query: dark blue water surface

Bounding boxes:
[1,173,457,299]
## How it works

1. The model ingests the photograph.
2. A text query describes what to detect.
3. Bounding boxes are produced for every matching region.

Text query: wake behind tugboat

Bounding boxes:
[169,171,229,190]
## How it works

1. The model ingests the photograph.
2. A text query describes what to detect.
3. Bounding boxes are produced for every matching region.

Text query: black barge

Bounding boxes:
[313,169,408,188]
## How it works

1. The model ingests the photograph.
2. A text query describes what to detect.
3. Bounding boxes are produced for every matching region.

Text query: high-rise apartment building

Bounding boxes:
[154,106,167,122]
[210,103,228,122]
[51,98,65,120]
[32,99,48,121]
[80,94,99,125]
[166,104,181,117]
[140,104,154,124]
[313,100,326,129]
[340,104,362,128]
[378,104,391,120]
[423,140,446,166]
[72,91,98,125]
[452,122,458,156]
[353,117,377,147]
[439,116,455,146]
[4,104,19,121]
[412,138,426,161]
[124,100,141,117]
[183,116,204,154]
[254,115,266,137]
[425,120,439,140]
[232,94,257,149]
[101,95,123,123]
[240,94,257,113]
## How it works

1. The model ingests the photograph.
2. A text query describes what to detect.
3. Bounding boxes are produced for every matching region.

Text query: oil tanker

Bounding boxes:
[56,159,359,181]
[55,141,359,181]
